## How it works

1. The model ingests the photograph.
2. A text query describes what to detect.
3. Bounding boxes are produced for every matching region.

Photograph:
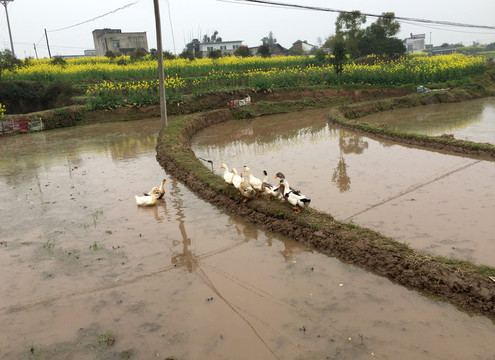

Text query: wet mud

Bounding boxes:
[156,102,495,316]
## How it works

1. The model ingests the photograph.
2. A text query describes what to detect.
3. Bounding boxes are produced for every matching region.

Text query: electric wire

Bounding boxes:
[47,1,139,32]
[223,0,495,31]
[166,0,177,54]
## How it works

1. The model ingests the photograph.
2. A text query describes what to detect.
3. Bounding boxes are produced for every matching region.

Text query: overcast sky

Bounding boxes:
[1,0,494,59]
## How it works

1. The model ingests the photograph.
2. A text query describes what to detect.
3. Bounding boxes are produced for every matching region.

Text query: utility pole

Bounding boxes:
[33,43,38,59]
[153,0,168,127]
[44,29,52,58]
[1,0,15,57]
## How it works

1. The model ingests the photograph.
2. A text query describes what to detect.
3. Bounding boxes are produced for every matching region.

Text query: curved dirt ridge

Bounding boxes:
[155,103,495,318]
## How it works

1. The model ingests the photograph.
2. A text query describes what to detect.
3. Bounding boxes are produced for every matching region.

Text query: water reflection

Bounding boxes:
[359,97,495,144]
[332,130,370,192]
[169,178,197,273]
[0,120,160,185]
[192,107,495,267]
[228,216,259,242]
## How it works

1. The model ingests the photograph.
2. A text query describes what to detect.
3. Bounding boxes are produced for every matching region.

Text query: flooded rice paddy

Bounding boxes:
[1,113,494,360]
[192,105,495,268]
[358,97,495,144]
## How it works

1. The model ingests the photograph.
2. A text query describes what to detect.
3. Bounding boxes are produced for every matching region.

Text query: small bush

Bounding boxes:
[179,50,195,60]
[208,50,223,59]
[105,50,118,58]
[130,48,148,61]
[234,46,250,57]
[0,81,75,114]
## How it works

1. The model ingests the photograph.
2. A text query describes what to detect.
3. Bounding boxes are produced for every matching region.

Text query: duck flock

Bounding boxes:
[134,165,311,214]
[220,164,311,214]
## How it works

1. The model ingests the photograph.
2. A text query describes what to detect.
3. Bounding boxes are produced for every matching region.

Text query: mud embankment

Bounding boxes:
[156,88,495,318]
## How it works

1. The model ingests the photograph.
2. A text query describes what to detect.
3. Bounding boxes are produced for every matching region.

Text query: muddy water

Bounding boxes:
[359,97,495,144]
[191,108,495,267]
[1,119,495,360]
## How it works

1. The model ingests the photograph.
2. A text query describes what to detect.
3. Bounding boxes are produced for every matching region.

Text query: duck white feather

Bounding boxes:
[231,168,243,189]
[220,163,234,184]
[136,187,159,206]
[278,179,311,213]
[243,166,263,196]
[261,170,282,200]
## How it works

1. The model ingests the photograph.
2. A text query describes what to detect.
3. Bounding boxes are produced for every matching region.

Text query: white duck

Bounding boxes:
[243,166,263,197]
[278,179,311,213]
[135,187,159,206]
[220,164,234,184]
[231,168,243,190]
[144,179,168,199]
[261,170,282,200]
[274,172,301,195]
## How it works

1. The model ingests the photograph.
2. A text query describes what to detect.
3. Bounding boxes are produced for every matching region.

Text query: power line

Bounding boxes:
[398,19,495,35]
[166,0,176,54]
[47,1,139,32]
[225,0,495,31]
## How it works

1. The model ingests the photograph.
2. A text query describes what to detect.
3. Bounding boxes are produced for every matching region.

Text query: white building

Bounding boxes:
[403,33,426,53]
[197,40,243,58]
[290,40,317,55]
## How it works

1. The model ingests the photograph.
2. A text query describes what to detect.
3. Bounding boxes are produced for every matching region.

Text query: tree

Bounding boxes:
[375,12,400,37]
[201,31,222,43]
[335,11,366,58]
[331,36,346,84]
[234,45,250,57]
[261,31,277,46]
[257,44,271,58]
[356,13,405,59]
[0,49,21,79]
[185,38,200,54]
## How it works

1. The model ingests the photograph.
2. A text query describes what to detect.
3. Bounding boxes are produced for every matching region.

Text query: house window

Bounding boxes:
[220,46,226,50]
[207,46,213,51]
[233,45,239,49]
[113,40,120,49]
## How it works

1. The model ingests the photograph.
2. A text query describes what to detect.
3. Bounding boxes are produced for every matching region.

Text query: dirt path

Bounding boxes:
[155,90,495,318]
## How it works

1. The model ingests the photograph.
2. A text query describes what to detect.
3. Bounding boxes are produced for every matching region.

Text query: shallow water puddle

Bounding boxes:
[192,107,495,267]
[1,117,494,359]
[358,97,495,144]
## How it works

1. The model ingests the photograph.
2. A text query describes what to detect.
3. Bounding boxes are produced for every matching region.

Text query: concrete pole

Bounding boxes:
[153,0,168,127]
[1,0,15,57]
[44,29,52,58]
